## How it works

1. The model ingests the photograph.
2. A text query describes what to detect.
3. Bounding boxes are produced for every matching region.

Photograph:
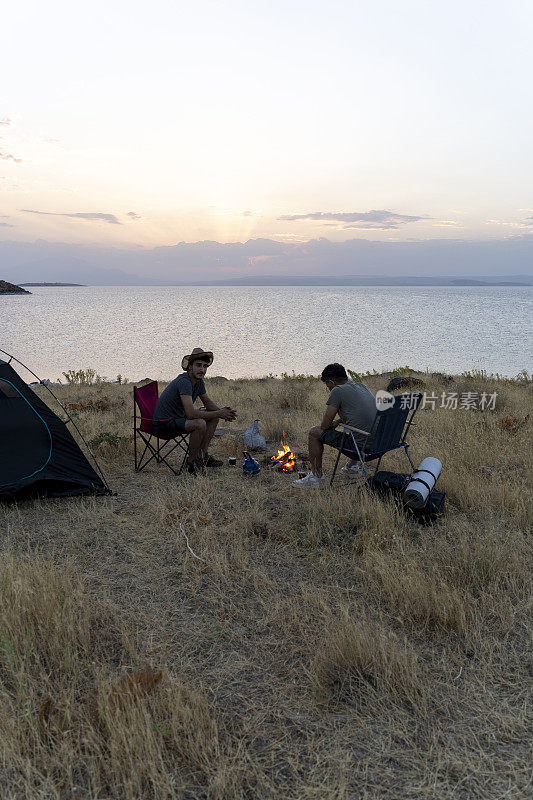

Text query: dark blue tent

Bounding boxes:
[0,359,109,500]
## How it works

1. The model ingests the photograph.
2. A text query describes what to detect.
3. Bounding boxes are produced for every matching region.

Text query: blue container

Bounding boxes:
[243,452,261,476]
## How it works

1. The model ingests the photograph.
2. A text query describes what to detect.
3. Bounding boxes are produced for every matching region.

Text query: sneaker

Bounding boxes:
[291,471,325,489]
[341,461,363,475]
[201,453,223,468]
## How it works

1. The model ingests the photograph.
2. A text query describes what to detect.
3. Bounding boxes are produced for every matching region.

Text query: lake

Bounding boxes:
[1,285,531,381]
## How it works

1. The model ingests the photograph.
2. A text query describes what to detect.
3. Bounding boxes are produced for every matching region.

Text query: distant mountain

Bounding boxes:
[20,282,86,287]
[1,236,533,285]
[2,255,169,286]
[200,275,533,287]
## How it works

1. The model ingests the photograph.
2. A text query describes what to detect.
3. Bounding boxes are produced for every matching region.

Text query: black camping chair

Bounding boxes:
[330,392,422,485]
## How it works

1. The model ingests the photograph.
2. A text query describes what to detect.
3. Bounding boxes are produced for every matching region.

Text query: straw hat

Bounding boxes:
[182,347,214,370]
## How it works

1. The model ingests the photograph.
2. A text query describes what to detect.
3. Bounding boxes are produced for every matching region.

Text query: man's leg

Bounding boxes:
[309,426,325,475]
[199,417,219,457]
[184,418,207,462]
[292,425,326,487]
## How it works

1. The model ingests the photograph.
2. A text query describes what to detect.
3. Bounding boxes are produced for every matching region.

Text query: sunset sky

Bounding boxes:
[1,0,532,249]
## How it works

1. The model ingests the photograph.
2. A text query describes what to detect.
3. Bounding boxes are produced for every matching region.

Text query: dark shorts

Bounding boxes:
[320,428,364,458]
[153,417,187,438]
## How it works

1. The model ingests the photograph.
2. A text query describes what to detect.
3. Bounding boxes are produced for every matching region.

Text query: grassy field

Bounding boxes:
[0,369,531,799]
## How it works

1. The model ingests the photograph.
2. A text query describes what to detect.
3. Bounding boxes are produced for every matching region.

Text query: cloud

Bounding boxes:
[0,152,22,163]
[126,211,141,220]
[270,232,309,241]
[486,218,533,228]
[0,118,11,126]
[20,209,121,225]
[42,136,69,150]
[277,210,425,229]
[242,210,254,217]
[0,222,14,227]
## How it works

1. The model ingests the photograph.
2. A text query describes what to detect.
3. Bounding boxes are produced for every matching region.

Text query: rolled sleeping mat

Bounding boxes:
[403,457,442,509]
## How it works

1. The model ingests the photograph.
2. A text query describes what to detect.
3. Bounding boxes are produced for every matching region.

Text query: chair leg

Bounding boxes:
[341,434,370,486]
[153,438,180,475]
[134,429,189,477]
[330,432,347,485]
[136,436,150,471]
[154,435,190,476]
[357,458,371,484]
[133,397,138,469]
[178,442,189,474]
[404,445,415,472]
[135,434,159,472]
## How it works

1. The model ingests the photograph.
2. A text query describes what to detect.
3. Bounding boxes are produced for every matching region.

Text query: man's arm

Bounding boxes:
[200,393,220,412]
[181,394,236,422]
[200,392,237,421]
[319,404,338,430]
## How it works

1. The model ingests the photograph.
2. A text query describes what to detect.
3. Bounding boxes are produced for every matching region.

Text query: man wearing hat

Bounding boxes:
[153,348,237,475]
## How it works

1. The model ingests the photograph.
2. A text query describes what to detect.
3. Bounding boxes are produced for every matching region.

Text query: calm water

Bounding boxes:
[1,285,531,381]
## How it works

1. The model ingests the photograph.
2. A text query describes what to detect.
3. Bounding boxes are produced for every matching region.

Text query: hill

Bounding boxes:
[19,282,85,287]
[2,237,533,285]
[0,279,30,294]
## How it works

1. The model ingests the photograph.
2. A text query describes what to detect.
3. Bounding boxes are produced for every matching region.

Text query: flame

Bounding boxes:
[270,430,297,472]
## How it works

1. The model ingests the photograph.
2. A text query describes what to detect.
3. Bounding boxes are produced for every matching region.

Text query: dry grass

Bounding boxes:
[312,617,427,712]
[0,369,531,798]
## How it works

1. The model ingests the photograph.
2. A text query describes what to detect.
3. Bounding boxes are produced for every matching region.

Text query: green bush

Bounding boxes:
[60,368,103,385]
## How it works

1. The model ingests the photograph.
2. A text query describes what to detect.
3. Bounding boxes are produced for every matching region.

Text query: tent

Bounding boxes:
[0,358,110,500]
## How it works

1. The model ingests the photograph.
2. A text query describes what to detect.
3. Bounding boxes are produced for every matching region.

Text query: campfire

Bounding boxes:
[270,430,297,472]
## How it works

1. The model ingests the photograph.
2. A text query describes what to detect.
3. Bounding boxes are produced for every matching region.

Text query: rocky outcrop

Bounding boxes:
[386,375,426,392]
[0,280,31,294]
[431,372,455,384]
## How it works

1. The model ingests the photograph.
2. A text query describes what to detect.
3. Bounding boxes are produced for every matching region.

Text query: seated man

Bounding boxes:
[153,347,237,475]
[292,362,376,488]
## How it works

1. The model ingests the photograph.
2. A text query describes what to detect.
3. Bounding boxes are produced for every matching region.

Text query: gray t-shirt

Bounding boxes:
[153,373,206,421]
[326,381,376,444]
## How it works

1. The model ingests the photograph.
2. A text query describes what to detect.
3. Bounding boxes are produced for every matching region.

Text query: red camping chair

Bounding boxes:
[133,382,189,475]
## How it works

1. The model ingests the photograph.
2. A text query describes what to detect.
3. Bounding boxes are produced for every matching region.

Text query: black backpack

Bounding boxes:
[368,470,445,525]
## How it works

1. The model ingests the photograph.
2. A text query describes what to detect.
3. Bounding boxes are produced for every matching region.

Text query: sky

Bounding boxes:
[1,0,533,257]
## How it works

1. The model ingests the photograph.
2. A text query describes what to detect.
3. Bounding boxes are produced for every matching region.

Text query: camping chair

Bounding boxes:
[330,392,422,486]
[133,381,189,475]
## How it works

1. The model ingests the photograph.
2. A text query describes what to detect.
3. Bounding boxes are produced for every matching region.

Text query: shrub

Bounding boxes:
[61,368,103,385]
[280,370,318,382]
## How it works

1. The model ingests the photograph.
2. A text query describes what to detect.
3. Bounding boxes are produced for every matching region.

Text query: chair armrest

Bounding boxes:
[342,424,371,437]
